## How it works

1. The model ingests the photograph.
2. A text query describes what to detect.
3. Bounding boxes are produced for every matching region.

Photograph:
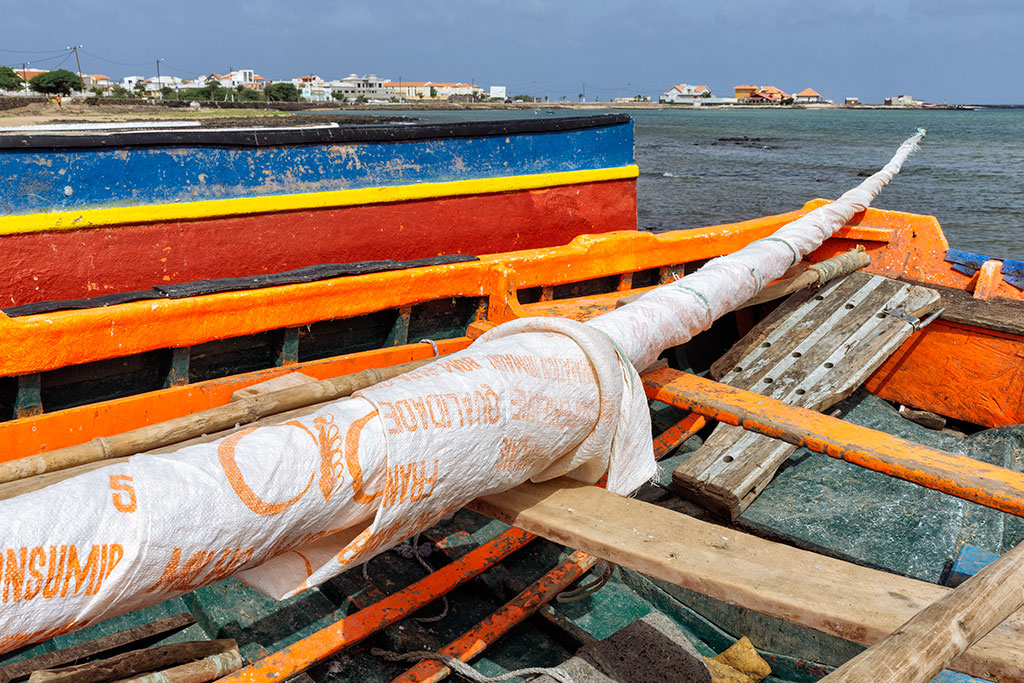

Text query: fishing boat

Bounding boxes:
[0,114,636,308]
[1,125,1023,682]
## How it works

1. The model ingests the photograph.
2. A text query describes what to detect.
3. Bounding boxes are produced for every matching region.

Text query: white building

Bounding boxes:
[120,76,145,91]
[793,88,823,103]
[144,75,185,93]
[326,74,394,102]
[885,94,923,107]
[220,69,266,90]
[659,84,712,104]
[389,81,483,100]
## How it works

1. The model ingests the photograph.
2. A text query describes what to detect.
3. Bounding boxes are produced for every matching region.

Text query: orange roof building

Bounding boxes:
[794,88,822,103]
[734,84,759,100]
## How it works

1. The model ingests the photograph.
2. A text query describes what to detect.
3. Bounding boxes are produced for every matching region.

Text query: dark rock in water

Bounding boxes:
[857,170,874,177]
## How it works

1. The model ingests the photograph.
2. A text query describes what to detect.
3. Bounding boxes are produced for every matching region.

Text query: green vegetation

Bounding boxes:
[110,85,130,98]
[0,66,25,91]
[266,82,299,102]
[331,91,347,101]
[29,69,82,95]
[240,88,264,102]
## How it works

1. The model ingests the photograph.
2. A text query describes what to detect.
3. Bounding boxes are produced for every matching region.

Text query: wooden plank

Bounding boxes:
[821,538,1024,682]
[469,478,1024,681]
[676,273,940,519]
[0,613,195,683]
[26,639,235,683]
[898,278,1024,336]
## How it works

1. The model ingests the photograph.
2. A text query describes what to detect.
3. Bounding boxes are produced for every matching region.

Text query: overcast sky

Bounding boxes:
[2,0,1020,104]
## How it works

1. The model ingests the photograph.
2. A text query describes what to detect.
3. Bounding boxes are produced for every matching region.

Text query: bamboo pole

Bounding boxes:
[821,540,1024,683]
[0,358,436,485]
[615,247,871,310]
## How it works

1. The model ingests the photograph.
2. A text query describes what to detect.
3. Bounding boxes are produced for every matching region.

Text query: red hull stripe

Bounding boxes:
[1,179,637,307]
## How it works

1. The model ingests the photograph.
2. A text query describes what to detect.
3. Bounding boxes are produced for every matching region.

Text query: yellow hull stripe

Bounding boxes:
[0,165,639,237]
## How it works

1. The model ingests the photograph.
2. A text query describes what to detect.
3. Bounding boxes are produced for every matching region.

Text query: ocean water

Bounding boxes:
[353,107,1024,259]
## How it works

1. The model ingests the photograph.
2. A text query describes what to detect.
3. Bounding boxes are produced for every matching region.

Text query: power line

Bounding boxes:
[0,47,69,55]
[79,48,151,67]
[160,61,205,77]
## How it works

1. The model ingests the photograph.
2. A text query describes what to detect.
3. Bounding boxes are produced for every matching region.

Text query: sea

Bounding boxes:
[349,107,1024,260]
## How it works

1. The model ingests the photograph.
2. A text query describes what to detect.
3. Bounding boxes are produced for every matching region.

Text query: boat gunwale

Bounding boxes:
[0,113,633,150]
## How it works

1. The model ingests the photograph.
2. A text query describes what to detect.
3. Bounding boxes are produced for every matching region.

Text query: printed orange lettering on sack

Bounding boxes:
[378,385,500,434]
[218,416,354,516]
[147,546,254,594]
[381,459,439,508]
[1,544,122,603]
[109,475,137,513]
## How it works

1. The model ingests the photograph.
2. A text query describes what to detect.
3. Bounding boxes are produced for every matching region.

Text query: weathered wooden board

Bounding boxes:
[469,478,1024,682]
[674,272,940,519]
[0,614,195,683]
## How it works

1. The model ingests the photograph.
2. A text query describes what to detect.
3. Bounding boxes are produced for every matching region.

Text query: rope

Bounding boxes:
[808,246,870,285]
[419,338,440,357]
[396,534,450,623]
[556,561,613,603]
[756,236,802,267]
[371,648,576,683]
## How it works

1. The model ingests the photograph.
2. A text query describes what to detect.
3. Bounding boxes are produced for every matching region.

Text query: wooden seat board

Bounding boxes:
[673,272,941,519]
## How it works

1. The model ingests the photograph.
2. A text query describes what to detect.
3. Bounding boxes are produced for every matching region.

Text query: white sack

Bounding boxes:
[591,130,925,370]
[0,318,653,653]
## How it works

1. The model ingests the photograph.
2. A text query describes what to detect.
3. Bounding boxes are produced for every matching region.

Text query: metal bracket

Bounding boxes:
[883,306,945,331]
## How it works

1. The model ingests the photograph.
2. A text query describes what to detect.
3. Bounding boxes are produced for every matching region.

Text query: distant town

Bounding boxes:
[0,64,939,108]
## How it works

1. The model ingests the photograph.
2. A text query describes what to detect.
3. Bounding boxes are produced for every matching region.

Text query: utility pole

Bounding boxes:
[67,45,84,94]
[533,80,536,102]
[582,82,586,103]
[21,62,29,93]
[156,58,164,100]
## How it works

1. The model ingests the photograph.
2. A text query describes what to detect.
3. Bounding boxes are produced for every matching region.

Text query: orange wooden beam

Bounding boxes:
[643,367,1024,518]
[219,528,535,682]
[390,550,597,683]
[0,338,473,463]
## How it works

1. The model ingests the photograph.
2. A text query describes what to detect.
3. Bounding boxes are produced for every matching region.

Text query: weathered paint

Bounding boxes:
[390,550,597,683]
[218,528,535,682]
[0,338,472,463]
[1,175,637,306]
[3,204,1024,464]
[865,320,1024,428]
[0,122,635,217]
[0,166,636,236]
[644,367,1024,519]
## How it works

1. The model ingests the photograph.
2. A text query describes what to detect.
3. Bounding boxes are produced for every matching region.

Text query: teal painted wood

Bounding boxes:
[0,117,633,215]
[164,348,191,388]
[276,328,300,366]
[14,373,41,418]
[384,306,412,347]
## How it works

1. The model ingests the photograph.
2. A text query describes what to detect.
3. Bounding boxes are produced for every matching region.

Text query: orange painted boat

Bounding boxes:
[2,168,1024,677]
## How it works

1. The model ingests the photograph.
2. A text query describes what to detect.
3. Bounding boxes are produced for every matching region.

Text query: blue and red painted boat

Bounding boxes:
[0,115,636,308]
[2,116,1024,681]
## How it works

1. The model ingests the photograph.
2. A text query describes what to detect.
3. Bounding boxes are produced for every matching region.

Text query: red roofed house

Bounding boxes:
[741,85,790,104]
[794,88,822,103]
[660,84,713,104]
